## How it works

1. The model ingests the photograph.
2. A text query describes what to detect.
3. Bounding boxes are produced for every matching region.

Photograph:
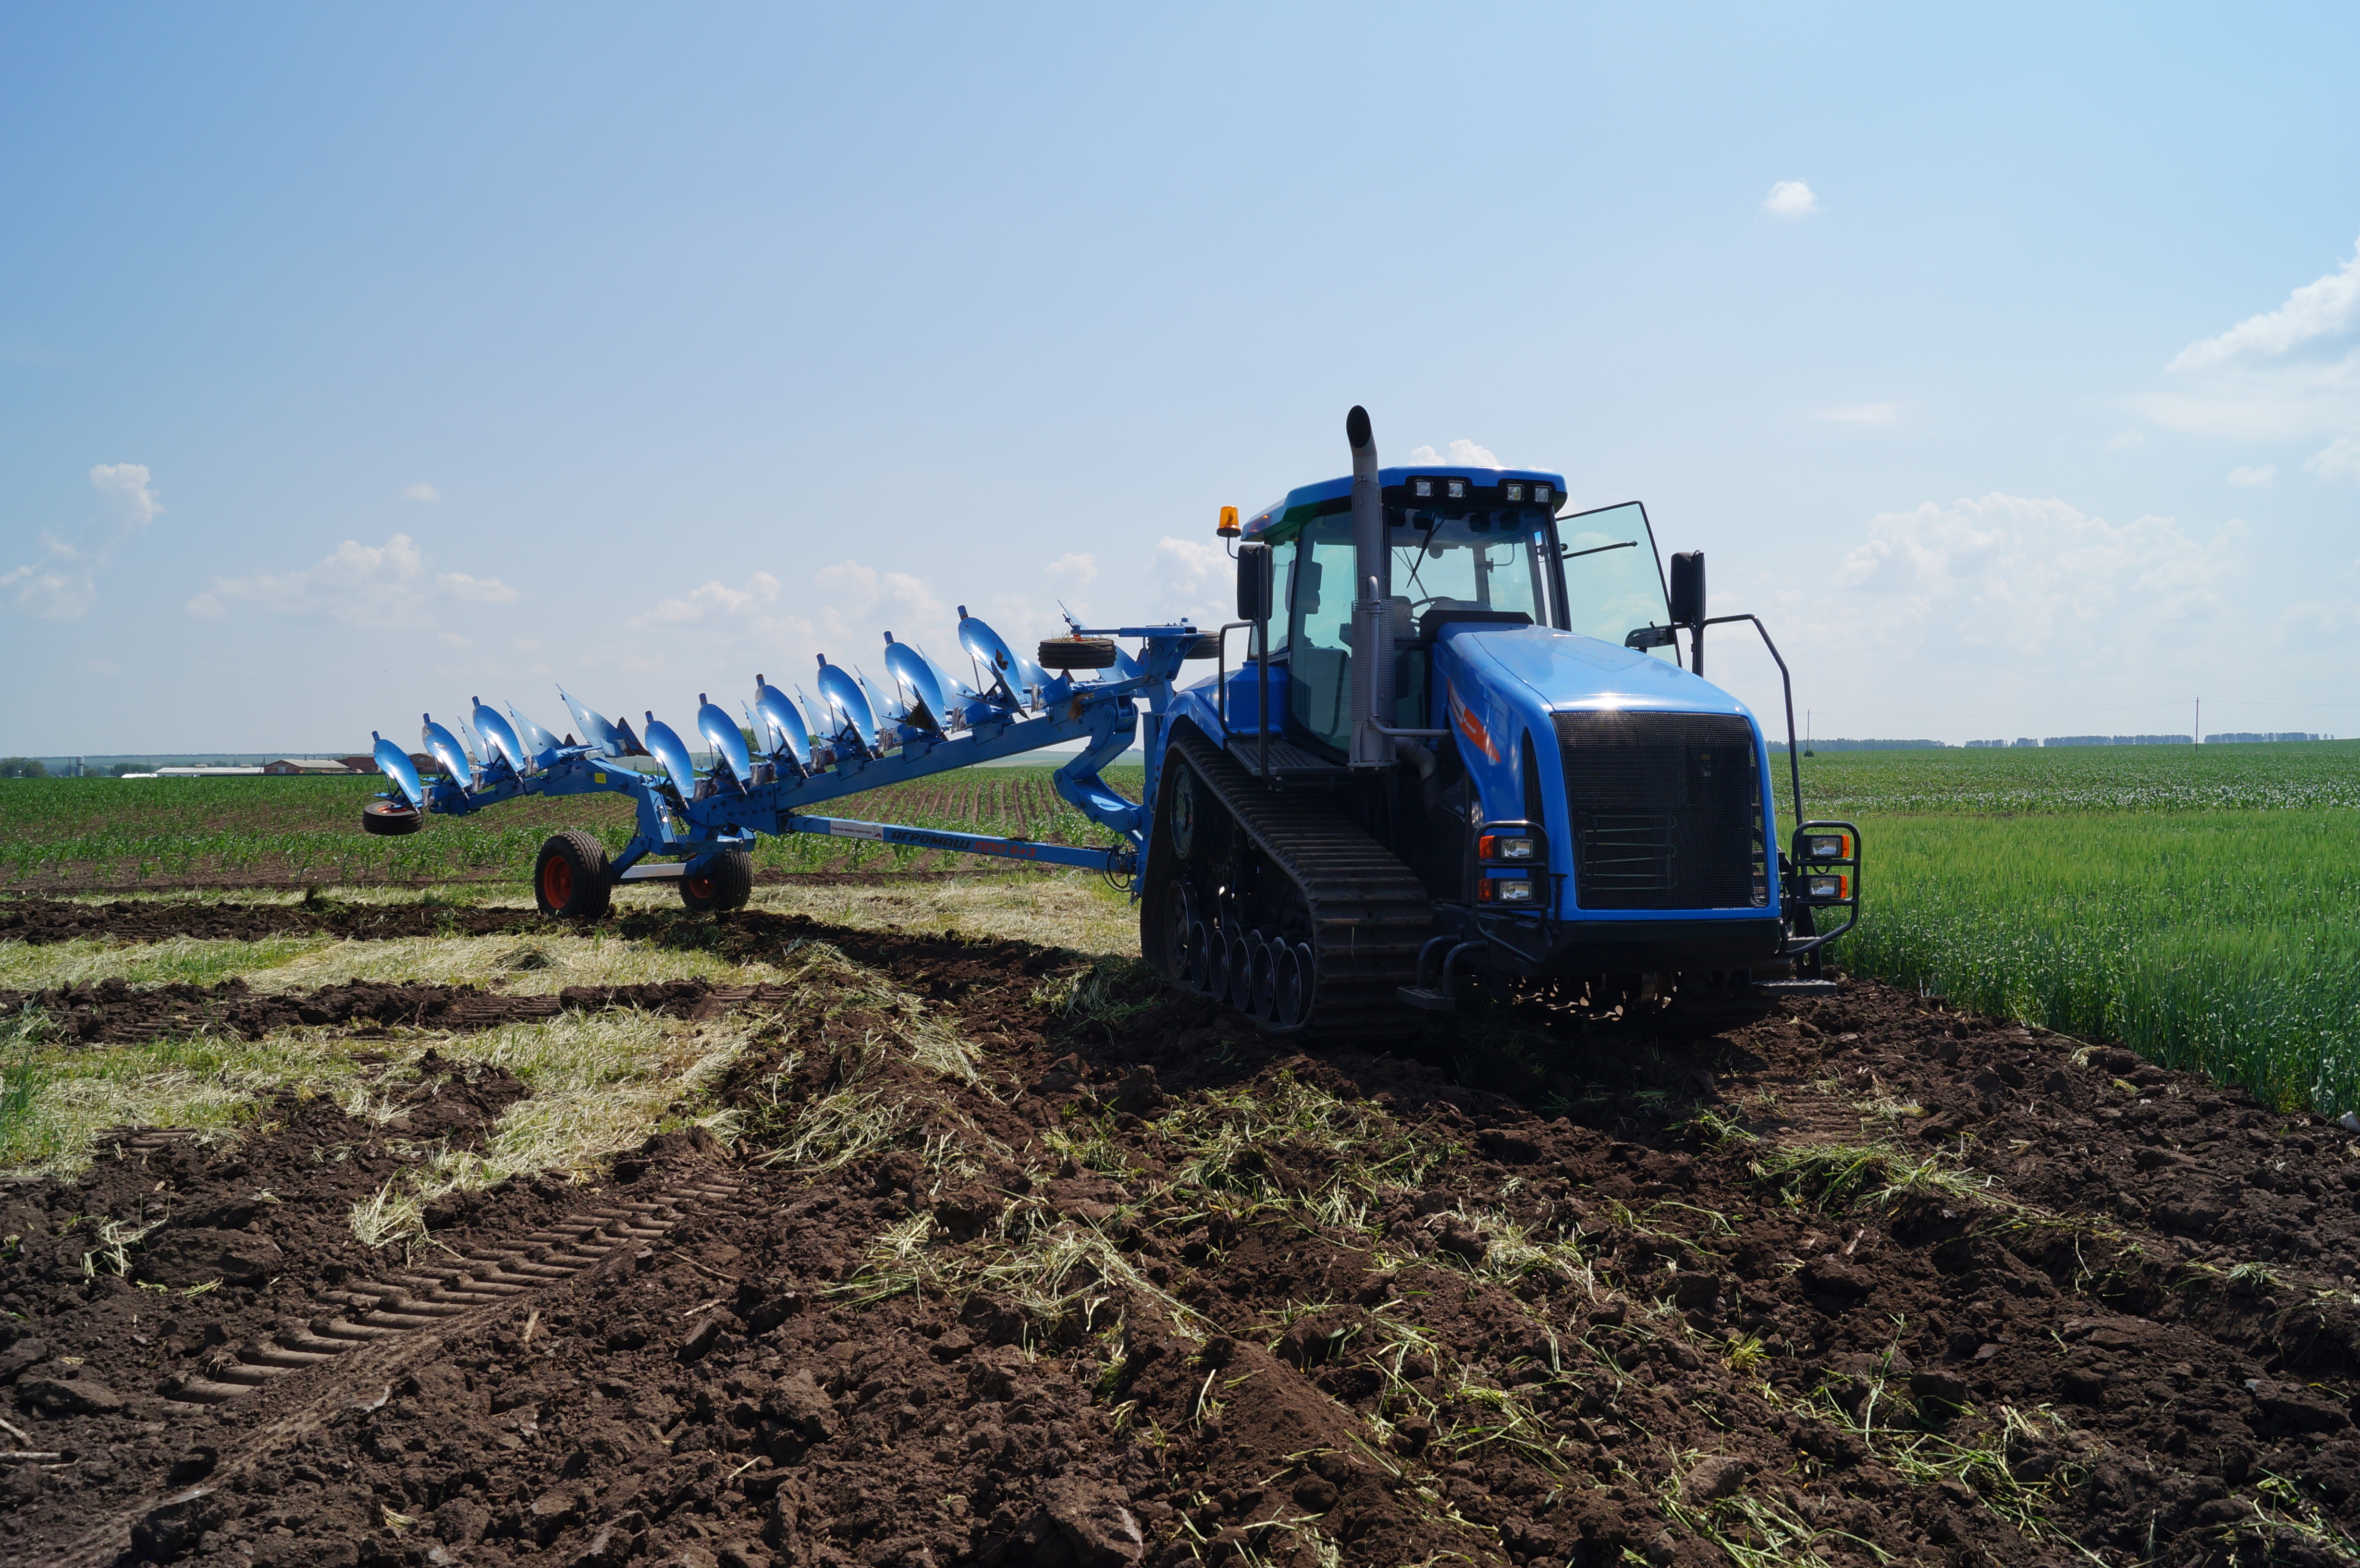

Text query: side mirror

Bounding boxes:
[1292,555,1322,612]
[1669,551,1706,626]
[1237,541,1274,623]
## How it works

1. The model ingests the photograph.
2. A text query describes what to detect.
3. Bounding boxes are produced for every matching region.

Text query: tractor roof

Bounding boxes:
[1242,466,1570,541]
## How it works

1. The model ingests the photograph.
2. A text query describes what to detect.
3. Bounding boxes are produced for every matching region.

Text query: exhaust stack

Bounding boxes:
[1346,405,1395,768]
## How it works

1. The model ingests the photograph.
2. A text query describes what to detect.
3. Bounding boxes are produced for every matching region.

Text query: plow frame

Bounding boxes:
[397,627,1197,889]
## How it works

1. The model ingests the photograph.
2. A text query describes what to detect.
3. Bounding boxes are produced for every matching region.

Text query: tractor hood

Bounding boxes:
[1432,624,1778,925]
[1443,625,1752,722]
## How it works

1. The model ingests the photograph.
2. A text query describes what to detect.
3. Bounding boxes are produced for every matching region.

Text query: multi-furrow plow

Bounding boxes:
[368,406,1860,1040]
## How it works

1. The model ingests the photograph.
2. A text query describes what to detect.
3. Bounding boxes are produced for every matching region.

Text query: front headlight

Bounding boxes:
[1805,833,1851,860]
[1807,874,1850,900]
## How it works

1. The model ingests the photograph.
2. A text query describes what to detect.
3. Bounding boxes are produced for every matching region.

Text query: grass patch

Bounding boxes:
[1749,1140,1995,1213]
[0,934,332,991]
[240,931,788,995]
[745,873,1140,957]
[0,999,753,1189]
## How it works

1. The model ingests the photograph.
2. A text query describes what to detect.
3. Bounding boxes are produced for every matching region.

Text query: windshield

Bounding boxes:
[1387,508,1555,626]
[1556,501,1674,659]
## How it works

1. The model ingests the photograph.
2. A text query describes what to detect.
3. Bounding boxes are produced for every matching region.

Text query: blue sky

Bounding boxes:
[5,4,2357,753]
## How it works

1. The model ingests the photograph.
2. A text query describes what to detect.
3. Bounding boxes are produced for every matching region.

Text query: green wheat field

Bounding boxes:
[4,740,2357,1113]
[0,768,1143,887]
[1782,741,2360,1117]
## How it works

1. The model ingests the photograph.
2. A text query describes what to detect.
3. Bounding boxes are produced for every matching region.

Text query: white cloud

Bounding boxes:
[631,571,785,629]
[2307,435,2360,486]
[811,560,945,636]
[1762,180,1821,220]
[90,463,164,527]
[438,571,519,604]
[1045,552,1098,589]
[1142,536,1231,632]
[1829,492,2245,662]
[609,558,953,702]
[2133,235,2360,475]
[1817,404,1901,427]
[2167,242,2360,371]
[185,533,516,627]
[1405,438,1503,468]
[2,463,164,620]
[2108,429,2148,450]
[2226,464,2276,487]
[402,482,442,503]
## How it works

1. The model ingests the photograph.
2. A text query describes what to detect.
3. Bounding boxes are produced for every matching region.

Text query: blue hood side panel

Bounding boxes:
[1438,627,1782,924]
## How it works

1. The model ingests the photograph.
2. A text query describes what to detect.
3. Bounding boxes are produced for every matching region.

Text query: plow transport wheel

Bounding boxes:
[679,849,754,913]
[533,831,613,921]
[1037,637,1118,670]
[359,800,422,836]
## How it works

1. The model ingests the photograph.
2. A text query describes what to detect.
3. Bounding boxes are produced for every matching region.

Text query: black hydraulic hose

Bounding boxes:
[1697,613,1804,833]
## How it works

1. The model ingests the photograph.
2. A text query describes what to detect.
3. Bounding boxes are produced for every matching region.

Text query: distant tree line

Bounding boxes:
[1769,739,1947,752]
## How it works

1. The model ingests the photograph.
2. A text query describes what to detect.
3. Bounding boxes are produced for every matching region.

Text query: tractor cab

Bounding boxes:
[1234,469,1678,759]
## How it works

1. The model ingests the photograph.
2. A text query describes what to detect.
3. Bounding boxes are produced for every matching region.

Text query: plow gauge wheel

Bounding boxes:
[680,849,754,914]
[534,832,613,921]
[360,800,423,836]
[1038,637,1118,671]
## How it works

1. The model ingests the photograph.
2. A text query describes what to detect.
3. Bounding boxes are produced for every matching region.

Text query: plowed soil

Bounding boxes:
[2,978,732,1047]
[6,903,2359,1568]
[0,897,555,947]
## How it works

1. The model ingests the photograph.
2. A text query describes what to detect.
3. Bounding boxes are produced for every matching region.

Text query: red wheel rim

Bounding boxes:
[542,857,573,906]
[686,874,713,901]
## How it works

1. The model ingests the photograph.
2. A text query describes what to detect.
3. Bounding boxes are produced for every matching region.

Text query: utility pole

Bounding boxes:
[2196,697,2201,745]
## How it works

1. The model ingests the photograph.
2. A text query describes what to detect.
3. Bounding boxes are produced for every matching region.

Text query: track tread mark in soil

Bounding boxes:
[156,1177,741,1411]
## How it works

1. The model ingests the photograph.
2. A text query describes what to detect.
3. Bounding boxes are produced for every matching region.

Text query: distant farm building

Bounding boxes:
[148,758,363,777]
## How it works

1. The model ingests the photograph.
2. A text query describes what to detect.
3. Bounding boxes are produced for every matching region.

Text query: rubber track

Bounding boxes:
[1173,729,1433,1041]
[159,1175,745,1407]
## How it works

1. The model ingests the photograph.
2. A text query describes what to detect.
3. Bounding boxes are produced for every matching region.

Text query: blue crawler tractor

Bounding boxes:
[365,406,1858,1039]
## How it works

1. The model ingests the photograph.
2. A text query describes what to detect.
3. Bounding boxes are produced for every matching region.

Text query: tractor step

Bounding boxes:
[1751,978,1838,997]
[1226,735,1348,779]
[1396,985,1455,1011]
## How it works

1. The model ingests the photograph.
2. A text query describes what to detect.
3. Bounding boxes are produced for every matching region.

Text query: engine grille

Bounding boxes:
[1553,711,1763,910]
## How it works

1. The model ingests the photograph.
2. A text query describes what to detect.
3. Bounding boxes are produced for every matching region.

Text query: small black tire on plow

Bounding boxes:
[679,849,754,913]
[360,800,423,836]
[534,831,614,921]
[1038,637,1118,670]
